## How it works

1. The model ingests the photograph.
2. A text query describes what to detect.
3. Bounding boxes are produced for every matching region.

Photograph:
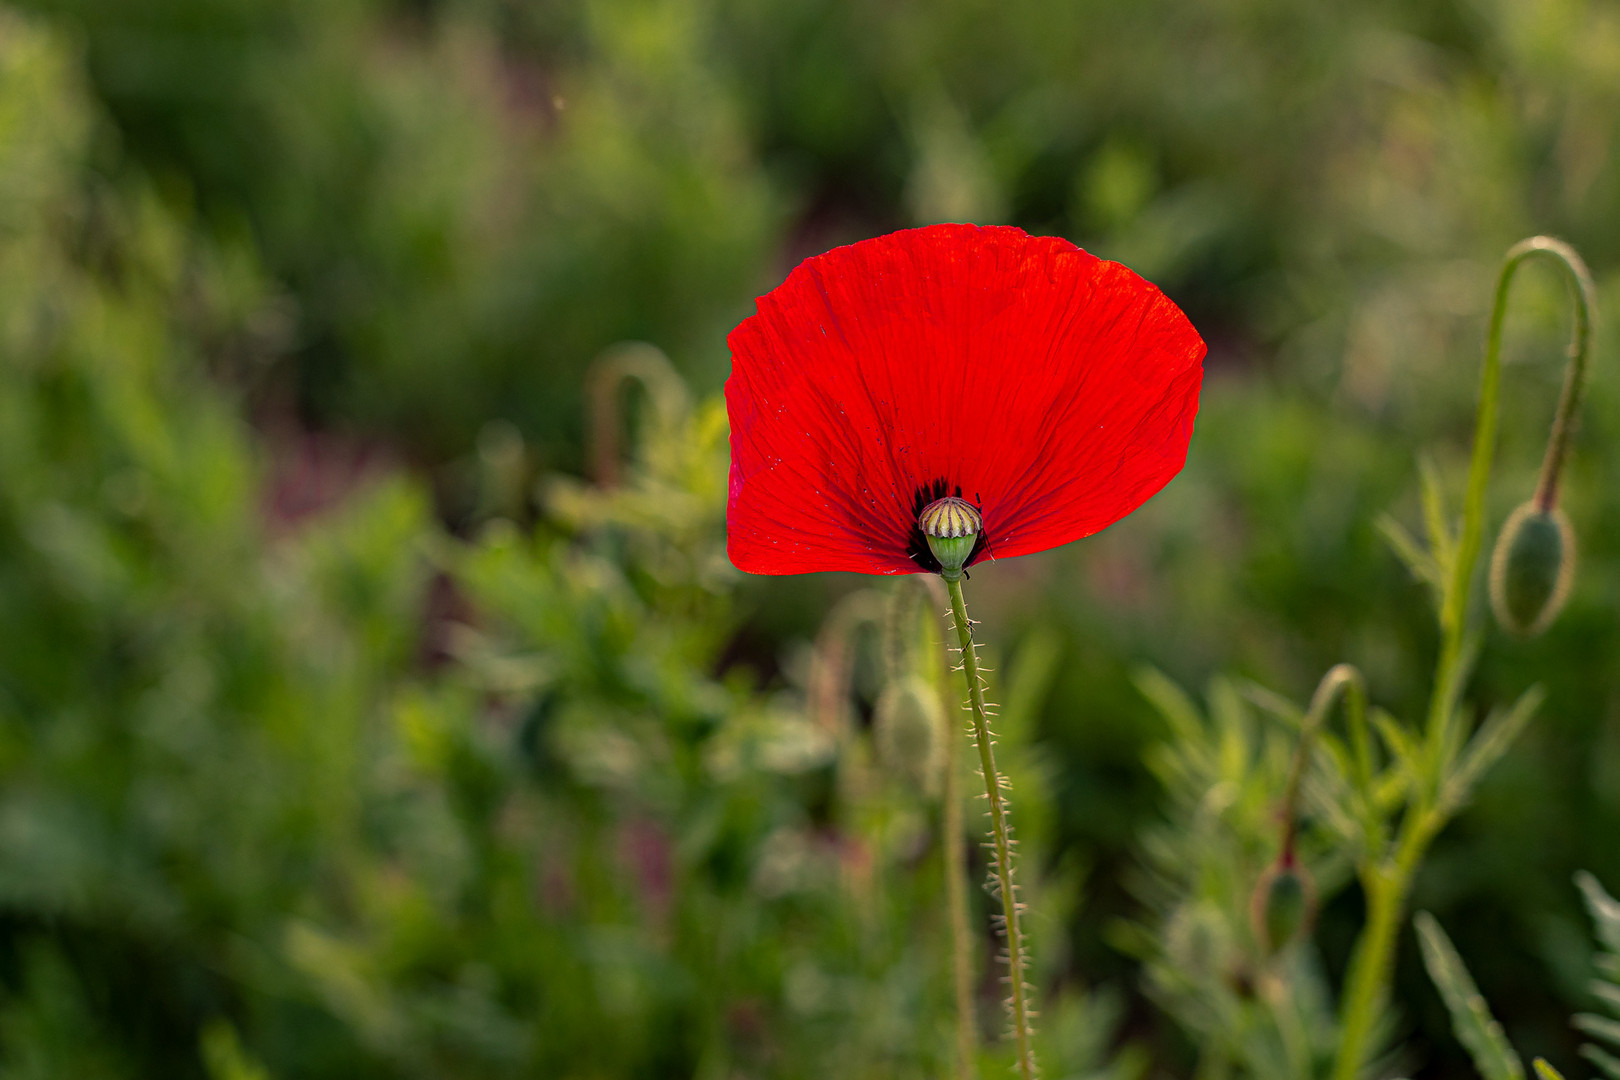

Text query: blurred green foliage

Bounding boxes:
[0,0,1619,1076]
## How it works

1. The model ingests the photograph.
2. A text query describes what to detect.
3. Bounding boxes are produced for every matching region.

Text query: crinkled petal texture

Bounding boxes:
[726,223,1205,575]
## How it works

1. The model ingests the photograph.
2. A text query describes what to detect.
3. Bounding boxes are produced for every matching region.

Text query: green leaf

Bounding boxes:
[1303,766,1361,846]
[1372,708,1424,792]
[1238,679,1305,728]
[1210,678,1254,783]
[1439,685,1544,816]
[1419,453,1457,575]
[1575,1013,1620,1049]
[1582,1043,1620,1080]
[1377,513,1442,596]
[202,1020,273,1080]
[1533,1058,1569,1080]
[1593,979,1620,1015]
[1578,871,1620,955]
[1374,765,1411,814]
[1315,728,1352,775]
[1435,631,1486,774]
[1133,666,1204,744]
[1415,911,1526,1080]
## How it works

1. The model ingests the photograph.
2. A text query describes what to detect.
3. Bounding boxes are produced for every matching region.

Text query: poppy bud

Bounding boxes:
[1489,501,1575,638]
[873,675,945,795]
[919,496,981,580]
[1249,857,1316,957]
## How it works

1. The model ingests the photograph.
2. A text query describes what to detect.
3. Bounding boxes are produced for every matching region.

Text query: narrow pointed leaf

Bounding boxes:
[1134,667,1204,744]
[1529,1055,1568,1080]
[1594,979,1620,1015]
[1439,685,1544,816]
[1374,766,1411,814]
[1576,1013,1620,1048]
[1582,1044,1620,1080]
[1578,871,1620,955]
[1533,1059,1568,1080]
[1418,454,1456,573]
[1239,679,1306,727]
[1377,513,1442,595]
[1415,911,1525,1080]
[1373,708,1424,792]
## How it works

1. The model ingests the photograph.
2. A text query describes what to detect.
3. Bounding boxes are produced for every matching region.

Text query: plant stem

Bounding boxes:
[943,575,1035,1080]
[1332,813,1438,1080]
[1526,240,1597,512]
[1333,237,1595,1080]
[1332,871,1403,1080]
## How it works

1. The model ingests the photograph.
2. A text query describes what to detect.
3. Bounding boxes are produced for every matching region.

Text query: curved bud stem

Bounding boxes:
[1525,241,1598,512]
[1280,664,1369,861]
[585,342,691,487]
[807,591,886,740]
[885,575,933,682]
[943,576,1035,1080]
[807,591,888,839]
[1449,237,1595,638]
[1431,237,1594,775]
[1255,666,1362,963]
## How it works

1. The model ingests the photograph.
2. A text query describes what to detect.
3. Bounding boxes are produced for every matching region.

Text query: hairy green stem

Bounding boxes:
[1525,240,1597,512]
[944,575,1035,1080]
[1333,813,1438,1080]
[1279,665,1369,860]
[1333,237,1595,1080]
[1333,871,1403,1080]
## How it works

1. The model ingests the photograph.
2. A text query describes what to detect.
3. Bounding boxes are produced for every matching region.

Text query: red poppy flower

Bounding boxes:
[725,223,1206,576]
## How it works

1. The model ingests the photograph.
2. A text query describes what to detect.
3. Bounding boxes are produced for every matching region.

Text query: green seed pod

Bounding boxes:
[1489,501,1576,638]
[919,496,981,581]
[873,675,945,796]
[1249,858,1316,957]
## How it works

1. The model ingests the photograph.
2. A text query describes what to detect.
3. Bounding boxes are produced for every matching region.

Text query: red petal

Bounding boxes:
[726,223,1205,575]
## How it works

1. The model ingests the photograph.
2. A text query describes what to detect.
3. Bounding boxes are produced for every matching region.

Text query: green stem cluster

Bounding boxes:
[1331,237,1596,1080]
[944,575,1036,1080]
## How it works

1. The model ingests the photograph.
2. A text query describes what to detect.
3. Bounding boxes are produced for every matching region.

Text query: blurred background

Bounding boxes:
[0,0,1619,1076]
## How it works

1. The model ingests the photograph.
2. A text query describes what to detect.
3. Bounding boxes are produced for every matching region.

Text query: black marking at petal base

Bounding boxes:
[907,478,987,573]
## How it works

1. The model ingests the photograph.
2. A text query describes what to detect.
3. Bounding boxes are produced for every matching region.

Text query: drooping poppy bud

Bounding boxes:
[1489,500,1576,638]
[1249,856,1317,957]
[873,675,945,795]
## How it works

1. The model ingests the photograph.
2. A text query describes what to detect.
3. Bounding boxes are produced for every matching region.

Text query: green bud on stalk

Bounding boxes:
[1489,500,1575,638]
[919,496,981,581]
[873,675,945,795]
[1249,856,1317,957]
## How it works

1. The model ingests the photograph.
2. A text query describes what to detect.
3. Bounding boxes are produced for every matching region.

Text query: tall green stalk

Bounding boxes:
[944,576,1035,1080]
[1331,237,1595,1080]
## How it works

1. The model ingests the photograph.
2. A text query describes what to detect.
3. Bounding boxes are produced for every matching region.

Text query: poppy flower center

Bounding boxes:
[919,496,981,580]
